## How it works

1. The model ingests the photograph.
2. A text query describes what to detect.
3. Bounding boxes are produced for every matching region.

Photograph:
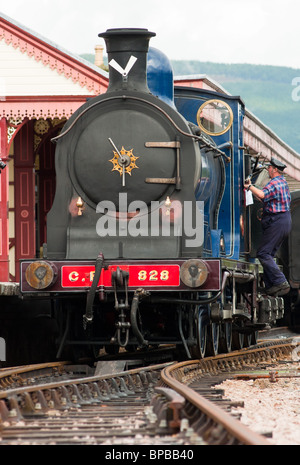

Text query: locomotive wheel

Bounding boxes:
[232,319,250,350]
[244,329,258,348]
[251,330,258,345]
[206,323,219,356]
[219,321,232,353]
[190,308,207,359]
[243,332,252,348]
[232,329,244,350]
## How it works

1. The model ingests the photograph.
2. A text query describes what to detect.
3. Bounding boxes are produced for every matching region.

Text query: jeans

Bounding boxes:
[257,210,292,288]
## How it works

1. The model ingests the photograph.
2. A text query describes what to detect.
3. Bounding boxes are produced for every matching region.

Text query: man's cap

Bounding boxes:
[266,157,287,171]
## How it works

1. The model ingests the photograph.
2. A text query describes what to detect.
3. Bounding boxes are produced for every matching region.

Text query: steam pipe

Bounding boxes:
[130,288,149,347]
[83,253,104,329]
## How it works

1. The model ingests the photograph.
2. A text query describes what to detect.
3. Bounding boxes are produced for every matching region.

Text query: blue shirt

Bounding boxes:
[262,175,291,213]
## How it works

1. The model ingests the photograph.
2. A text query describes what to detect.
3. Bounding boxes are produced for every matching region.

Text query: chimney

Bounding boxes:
[98,28,156,93]
[94,45,104,67]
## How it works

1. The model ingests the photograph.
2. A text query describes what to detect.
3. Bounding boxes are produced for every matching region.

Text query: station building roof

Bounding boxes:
[0,12,108,121]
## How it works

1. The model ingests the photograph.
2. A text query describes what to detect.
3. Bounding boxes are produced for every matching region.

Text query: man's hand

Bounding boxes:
[244,177,251,190]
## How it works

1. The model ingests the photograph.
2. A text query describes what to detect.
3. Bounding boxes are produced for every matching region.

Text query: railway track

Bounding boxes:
[0,338,299,446]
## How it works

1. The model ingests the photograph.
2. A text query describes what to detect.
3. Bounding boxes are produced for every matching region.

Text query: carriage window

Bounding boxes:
[196,99,233,136]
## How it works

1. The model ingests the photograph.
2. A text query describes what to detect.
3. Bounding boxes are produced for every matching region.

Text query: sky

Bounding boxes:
[1,0,300,69]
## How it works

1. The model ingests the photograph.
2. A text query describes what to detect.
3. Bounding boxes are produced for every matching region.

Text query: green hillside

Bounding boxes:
[81,54,300,154]
[172,61,300,154]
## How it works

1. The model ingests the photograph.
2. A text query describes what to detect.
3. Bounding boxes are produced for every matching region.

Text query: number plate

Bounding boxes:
[61,265,180,288]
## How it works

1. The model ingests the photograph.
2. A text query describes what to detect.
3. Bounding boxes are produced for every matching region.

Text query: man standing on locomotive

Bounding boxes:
[244,157,291,296]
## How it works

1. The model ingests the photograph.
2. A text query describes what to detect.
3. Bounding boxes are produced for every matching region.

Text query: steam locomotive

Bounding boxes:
[17,28,296,363]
